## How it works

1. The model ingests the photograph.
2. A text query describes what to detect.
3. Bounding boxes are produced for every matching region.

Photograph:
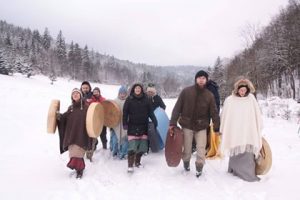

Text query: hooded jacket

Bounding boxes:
[123,83,158,136]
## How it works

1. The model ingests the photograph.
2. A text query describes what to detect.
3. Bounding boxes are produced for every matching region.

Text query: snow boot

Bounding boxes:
[128,152,135,173]
[76,170,83,179]
[183,161,190,171]
[86,150,94,162]
[196,163,204,178]
[135,153,143,168]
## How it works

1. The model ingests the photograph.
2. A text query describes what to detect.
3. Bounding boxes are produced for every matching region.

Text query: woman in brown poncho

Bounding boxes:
[57,88,92,179]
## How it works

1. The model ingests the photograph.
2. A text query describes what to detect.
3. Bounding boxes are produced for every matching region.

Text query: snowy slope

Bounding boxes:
[0,74,300,200]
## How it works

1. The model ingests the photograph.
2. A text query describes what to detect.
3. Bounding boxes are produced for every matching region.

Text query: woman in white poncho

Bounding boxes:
[220,78,262,182]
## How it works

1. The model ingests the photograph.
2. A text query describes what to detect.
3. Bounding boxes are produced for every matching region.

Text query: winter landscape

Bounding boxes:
[0,74,299,200]
[1,0,300,199]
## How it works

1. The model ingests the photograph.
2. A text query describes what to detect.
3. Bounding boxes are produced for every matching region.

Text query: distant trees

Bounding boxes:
[221,0,300,100]
[0,20,200,96]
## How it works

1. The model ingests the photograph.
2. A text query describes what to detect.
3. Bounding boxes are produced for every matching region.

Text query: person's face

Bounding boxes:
[134,86,142,95]
[93,90,100,97]
[196,76,207,87]
[238,87,248,97]
[147,90,154,97]
[72,92,81,102]
[119,93,127,100]
[81,84,90,94]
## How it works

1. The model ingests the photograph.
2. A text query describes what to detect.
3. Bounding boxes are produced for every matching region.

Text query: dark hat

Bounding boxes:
[93,87,100,93]
[195,70,209,80]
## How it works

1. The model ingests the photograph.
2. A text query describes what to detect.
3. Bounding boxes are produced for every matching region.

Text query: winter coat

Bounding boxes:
[57,101,92,154]
[90,95,106,103]
[82,92,93,103]
[170,84,220,132]
[123,84,158,136]
[148,94,166,110]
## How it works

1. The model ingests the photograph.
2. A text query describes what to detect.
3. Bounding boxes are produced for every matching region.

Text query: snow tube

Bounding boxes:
[148,122,161,152]
[102,100,121,128]
[255,137,272,175]
[47,99,60,134]
[86,102,104,138]
[154,107,169,147]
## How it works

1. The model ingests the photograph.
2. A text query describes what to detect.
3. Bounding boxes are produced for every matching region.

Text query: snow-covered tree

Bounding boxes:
[0,50,9,75]
[42,28,52,51]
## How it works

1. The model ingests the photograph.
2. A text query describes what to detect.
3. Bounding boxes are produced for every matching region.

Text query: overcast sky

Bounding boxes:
[0,0,289,66]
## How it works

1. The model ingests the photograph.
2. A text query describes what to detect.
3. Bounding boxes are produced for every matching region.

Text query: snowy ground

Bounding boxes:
[0,74,300,200]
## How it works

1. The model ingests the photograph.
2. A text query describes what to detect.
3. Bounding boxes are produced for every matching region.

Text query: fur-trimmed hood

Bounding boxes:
[233,78,255,96]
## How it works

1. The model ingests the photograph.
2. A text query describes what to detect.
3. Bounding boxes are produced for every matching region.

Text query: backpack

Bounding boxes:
[206,80,220,113]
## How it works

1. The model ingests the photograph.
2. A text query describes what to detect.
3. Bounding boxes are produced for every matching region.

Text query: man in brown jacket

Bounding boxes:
[169,70,220,177]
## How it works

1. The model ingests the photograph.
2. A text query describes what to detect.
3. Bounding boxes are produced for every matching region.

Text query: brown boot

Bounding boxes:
[135,153,143,167]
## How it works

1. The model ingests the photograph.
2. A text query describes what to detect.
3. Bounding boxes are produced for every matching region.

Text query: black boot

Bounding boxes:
[76,170,83,179]
[127,151,135,173]
[196,163,204,178]
[135,153,143,168]
[183,161,190,171]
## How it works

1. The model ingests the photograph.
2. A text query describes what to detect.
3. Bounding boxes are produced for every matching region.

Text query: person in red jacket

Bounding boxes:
[86,87,108,161]
[90,87,106,103]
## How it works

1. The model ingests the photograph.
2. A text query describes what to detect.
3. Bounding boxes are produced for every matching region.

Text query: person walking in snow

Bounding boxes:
[146,83,166,154]
[56,88,93,179]
[220,78,262,182]
[86,87,108,161]
[146,83,166,110]
[169,70,220,178]
[123,83,158,172]
[110,85,129,159]
[80,81,93,104]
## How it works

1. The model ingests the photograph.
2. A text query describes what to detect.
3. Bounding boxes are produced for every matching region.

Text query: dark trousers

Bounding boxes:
[100,126,107,149]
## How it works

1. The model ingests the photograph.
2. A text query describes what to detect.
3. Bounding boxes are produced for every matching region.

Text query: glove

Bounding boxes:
[215,132,221,136]
[56,111,61,121]
[168,125,176,136]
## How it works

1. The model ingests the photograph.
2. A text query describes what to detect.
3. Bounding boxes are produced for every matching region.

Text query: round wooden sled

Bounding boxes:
[165,127,184,167]
[101,100,121,128]
[86,102,104,138]
[255,137,272,175]
[47,99,60,134]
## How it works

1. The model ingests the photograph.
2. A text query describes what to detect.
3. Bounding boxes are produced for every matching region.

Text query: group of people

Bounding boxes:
[56,80,167,178]
[56,70,263,182]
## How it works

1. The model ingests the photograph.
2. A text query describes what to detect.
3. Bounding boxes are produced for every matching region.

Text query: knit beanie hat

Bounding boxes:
[118,85,127,94]
[71,88,82,98]
[195,70,209,80]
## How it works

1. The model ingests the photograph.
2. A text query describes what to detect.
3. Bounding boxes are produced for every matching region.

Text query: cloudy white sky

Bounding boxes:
[0,0,289,66]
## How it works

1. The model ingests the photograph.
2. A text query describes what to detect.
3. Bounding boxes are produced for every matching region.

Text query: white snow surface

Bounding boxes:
[0,74,300,200]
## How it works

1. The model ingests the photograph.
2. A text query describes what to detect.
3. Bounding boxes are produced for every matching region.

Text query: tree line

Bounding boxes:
[213,0,300,101]
[0,20,202,97]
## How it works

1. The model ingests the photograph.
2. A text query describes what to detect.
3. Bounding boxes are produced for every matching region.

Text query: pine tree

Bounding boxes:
[73,43,82,80]
[82,45,91,80]
[0,50,9,75]
[42,27,52,51]
[55,30,67,74]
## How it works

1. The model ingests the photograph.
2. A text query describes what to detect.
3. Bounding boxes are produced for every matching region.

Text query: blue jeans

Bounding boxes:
[110,129,128,159]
